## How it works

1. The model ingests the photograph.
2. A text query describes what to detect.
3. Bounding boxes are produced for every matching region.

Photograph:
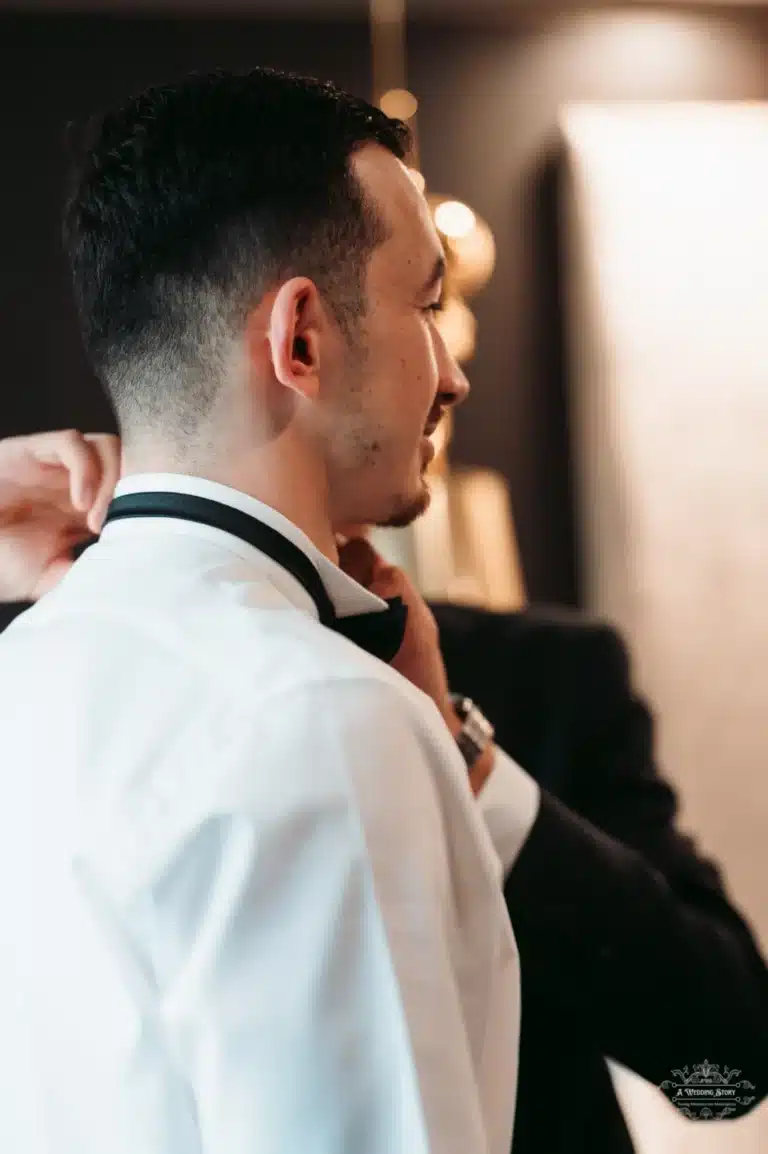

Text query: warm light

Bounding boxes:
[430,195,496,296]
[434,200,477,239]
[434,296,477,364]
[446,218,497,296]
[562,103,768,350]
[407,168,426,193]
[380,88,419,120]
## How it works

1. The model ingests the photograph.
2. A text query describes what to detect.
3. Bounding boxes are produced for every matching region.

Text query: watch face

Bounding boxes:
[454,695,472,721]
[451,695,493,769]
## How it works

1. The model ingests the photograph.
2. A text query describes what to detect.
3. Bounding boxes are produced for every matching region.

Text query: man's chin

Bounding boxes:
[375,483,432,530]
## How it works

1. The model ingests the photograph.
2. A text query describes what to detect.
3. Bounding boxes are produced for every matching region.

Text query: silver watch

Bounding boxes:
[449,693,495,771]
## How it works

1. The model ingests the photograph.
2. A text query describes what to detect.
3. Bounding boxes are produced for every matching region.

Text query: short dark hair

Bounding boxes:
[63,68,409,441]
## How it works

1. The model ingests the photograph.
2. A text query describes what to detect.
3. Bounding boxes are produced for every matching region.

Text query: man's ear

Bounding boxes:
[263,277,323,399]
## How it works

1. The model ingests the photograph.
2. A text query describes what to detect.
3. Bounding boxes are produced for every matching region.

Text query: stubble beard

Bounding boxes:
[375,470,432,529]
[335,321,434,531]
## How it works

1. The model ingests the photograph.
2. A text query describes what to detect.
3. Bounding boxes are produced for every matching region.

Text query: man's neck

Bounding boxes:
[121,447,340,566]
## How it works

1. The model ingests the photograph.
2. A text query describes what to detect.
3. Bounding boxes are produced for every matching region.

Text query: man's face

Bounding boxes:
[322,144,469,531]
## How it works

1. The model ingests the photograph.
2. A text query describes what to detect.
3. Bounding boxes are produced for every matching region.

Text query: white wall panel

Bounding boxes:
[563,102,768,1154]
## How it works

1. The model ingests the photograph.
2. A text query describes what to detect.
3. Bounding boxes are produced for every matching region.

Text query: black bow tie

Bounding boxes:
[104,491,408,664]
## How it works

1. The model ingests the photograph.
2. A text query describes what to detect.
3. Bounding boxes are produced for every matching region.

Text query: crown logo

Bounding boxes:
[671,1060,746,1087]
[659,1060,757,1121]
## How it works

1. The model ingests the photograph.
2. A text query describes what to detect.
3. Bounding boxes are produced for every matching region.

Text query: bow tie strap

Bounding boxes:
[106,491,338,627]
[104,491,408,662]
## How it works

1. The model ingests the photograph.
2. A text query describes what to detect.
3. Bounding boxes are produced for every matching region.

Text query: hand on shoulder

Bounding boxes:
[0,429,120,600]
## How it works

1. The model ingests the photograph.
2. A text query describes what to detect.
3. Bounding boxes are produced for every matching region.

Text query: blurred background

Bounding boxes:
[1,1,767,1150]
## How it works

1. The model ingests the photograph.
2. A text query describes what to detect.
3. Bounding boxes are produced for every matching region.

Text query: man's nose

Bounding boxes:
[441,353,470,410]
[434,325,471,409]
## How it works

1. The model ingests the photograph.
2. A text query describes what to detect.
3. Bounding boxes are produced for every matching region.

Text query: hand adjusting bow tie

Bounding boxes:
[104,492,408,664]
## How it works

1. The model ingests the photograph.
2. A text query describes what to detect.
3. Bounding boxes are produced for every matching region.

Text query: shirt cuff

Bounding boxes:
[479,746,541,877]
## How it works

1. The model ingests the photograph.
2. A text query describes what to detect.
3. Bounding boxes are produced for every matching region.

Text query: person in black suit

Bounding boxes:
[1,430,767,1154]
[432,599,768,1153]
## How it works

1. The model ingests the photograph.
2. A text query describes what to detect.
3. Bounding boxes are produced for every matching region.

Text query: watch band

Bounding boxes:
[449,693,495,770]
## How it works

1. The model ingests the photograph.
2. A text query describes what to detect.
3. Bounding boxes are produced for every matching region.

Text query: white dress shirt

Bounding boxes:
[0,474,538,1154]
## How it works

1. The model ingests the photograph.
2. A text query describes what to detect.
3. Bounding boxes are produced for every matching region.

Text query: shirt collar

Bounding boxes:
[107,473,389,621]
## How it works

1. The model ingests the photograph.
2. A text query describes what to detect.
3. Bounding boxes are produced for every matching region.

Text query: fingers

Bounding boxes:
[336,522,370,544]
[24,429,120,534]
[337,537,379,585]
[337,535,401,591]
[0,430,81,495]
[83,434,121,534]
[23,429,105,513]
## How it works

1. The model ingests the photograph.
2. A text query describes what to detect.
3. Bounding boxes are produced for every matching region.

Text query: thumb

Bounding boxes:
[338,537,401,598]
[337,537,378,586]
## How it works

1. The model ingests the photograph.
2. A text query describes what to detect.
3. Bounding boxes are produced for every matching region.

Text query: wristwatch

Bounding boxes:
[449,693,495,771]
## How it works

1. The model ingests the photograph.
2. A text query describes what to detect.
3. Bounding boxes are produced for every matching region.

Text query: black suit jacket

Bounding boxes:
[431,601,768,1154]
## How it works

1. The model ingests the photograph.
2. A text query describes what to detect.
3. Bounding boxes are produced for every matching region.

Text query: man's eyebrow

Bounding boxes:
[421,254,446,294]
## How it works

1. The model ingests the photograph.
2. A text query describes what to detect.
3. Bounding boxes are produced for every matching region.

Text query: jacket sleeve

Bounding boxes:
[502,621,768,1106]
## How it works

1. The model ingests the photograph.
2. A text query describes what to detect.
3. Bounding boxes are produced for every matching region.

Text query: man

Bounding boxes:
[3,429,767,1154]
[0,71,538,1154]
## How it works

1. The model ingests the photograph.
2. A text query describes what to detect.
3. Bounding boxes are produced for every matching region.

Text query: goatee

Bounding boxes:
[376,482,431,529]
